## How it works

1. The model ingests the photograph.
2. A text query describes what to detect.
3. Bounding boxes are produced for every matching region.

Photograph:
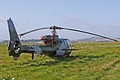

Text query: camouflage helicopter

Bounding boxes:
[7,18,118,61]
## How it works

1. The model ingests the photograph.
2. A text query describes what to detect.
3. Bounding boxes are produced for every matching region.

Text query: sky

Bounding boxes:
[0,0,120,41]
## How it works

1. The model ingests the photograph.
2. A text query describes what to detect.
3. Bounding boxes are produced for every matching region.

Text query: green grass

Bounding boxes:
[0,42,120,80]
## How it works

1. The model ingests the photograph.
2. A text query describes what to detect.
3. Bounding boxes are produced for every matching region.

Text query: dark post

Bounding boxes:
[32,53,34,60]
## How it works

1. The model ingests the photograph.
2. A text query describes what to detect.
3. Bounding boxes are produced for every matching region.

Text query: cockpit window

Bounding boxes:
[66,40,70,45]
[60,39,70,45]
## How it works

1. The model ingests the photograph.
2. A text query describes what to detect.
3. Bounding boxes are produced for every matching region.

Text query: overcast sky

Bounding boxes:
[0,0,120,40]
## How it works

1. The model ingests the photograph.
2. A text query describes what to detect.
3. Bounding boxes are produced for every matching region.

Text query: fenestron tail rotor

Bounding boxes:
[19,26,118,42]
[7,18,22,60]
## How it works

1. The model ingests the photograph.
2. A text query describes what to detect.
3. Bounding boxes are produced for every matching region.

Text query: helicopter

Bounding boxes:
[7,18,118,61]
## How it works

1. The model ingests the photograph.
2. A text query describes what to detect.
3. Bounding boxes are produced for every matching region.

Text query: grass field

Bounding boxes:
[0,42,120,80]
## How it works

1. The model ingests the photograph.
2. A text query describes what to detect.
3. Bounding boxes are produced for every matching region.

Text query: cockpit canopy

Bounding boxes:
[40,35,59,46]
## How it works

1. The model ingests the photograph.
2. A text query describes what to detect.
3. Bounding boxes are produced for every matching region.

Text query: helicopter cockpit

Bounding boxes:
[40,35,59,46]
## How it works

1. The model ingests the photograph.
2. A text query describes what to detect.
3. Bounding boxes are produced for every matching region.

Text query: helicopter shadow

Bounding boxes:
[29,57,76,67]
[29,53,107,67]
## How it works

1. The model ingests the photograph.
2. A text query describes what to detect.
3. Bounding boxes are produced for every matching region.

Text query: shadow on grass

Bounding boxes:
[29,57,76,67]
[29,53,109,67]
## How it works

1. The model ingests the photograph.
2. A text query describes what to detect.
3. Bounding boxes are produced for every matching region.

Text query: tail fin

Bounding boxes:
[7,18,22,60]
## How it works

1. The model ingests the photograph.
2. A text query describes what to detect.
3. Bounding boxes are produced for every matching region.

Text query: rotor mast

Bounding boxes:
[51,26,58,45]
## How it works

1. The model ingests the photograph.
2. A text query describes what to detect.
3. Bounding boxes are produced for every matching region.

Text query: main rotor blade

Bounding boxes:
[62,28,118,42]
[19,27,50,36]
